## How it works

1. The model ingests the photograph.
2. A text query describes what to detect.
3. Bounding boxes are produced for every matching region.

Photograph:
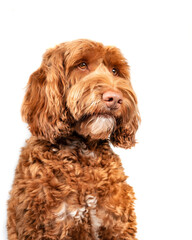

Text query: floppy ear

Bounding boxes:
[21,48,73,142]
[110,109,140,149]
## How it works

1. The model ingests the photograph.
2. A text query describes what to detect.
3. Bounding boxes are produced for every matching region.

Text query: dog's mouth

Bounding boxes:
[74,114,116,140]
[79,113,114,122]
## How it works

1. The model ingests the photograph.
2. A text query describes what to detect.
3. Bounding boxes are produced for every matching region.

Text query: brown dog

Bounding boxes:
[7,39,140,240]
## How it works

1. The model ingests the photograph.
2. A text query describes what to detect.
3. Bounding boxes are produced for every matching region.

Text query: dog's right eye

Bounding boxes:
[78,62,88,70]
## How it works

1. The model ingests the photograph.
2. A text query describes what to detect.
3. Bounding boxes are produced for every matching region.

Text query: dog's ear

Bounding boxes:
[110,108,140,149]
[21,47,73,142]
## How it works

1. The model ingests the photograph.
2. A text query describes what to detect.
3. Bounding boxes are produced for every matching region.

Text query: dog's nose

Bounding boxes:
[102,91,123,109]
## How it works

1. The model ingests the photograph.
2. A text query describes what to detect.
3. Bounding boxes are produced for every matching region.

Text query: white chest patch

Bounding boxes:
[86,195,102,240]
[55,202,87,223]
[55,195,102,240]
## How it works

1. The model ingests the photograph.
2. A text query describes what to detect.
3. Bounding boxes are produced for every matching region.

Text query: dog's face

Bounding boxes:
[22,39,140,148]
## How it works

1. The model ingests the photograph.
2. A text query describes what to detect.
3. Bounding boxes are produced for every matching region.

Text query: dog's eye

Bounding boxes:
[112,68,118,76]
[78,62,88,70]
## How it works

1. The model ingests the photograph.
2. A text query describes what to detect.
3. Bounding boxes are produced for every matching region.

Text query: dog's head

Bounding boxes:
[21,39,140,148]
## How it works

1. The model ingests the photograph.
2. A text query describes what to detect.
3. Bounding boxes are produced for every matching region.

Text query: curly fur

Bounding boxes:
[7,39,140,240]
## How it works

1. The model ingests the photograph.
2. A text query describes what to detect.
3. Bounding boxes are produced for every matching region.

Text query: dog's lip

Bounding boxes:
[97,113,114,118]
[78,113,115,122]
[91,113,114,119]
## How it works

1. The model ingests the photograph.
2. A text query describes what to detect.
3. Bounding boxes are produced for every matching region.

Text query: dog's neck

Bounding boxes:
[56,132,109,151]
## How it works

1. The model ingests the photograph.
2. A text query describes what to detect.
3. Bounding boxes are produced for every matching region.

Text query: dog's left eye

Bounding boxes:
[78,62,88,70]
[112,68,118,76]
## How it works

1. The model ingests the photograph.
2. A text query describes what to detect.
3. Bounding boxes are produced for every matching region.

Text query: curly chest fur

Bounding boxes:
[10,137,136,240]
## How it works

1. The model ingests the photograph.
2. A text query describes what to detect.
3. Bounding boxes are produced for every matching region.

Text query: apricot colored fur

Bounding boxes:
[7,39,140,240]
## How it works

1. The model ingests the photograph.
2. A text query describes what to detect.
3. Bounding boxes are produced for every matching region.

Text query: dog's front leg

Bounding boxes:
[7,178,77,240]
[97,183,138,240]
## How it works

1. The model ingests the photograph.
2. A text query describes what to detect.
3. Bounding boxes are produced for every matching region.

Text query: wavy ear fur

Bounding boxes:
[110,110,140,149]
[21,48,73,142]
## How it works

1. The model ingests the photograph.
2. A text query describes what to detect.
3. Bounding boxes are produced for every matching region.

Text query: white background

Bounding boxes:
[0,0,192,239]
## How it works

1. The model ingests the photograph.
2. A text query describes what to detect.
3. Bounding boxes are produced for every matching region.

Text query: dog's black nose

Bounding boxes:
[102,91,123,109]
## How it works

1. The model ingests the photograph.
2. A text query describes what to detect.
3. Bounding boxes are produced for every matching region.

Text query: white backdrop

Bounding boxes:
[0,0,192,239]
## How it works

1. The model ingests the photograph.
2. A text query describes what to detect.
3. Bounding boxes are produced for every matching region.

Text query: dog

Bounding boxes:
[7,39,140,240]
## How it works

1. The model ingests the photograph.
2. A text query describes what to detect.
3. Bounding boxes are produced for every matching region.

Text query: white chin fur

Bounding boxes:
[89,115,115,136]
[75,115,116,139]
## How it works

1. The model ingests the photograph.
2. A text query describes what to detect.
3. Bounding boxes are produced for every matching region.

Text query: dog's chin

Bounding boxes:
[75,115,116,140]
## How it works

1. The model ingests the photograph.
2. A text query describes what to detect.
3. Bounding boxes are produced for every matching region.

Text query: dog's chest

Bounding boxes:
[55,195,102,239]
[52,144,112,239]
[51,140,125,196]
[58,145,110,193]
[49,140,127,239]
